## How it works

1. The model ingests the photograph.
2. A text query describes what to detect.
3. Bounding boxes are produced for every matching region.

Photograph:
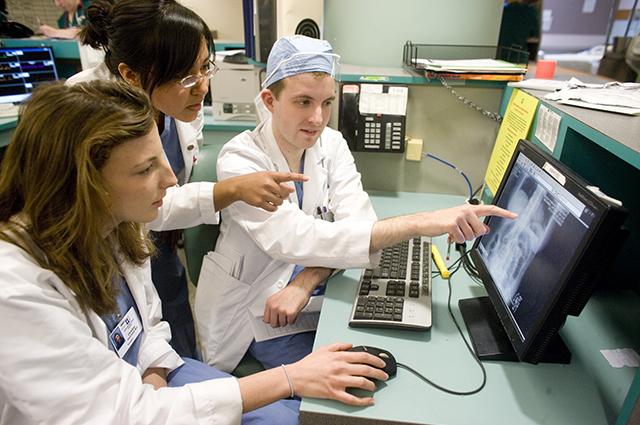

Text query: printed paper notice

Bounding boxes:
[359,84,408,116]
[534,105,562,153]
[484,89,539,196]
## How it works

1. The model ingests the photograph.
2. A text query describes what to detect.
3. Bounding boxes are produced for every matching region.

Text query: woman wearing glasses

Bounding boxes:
[67,0,303,359]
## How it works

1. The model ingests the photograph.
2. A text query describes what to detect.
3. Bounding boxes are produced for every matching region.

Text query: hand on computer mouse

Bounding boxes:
[286,342,389,406]
[347,345,397,377]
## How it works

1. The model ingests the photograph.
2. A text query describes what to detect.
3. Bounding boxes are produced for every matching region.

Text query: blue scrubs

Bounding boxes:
[151,115,196,358]
[101,277,143,366]
[103,278,297,424]
[169,358,299,424]
[248,153,325,372]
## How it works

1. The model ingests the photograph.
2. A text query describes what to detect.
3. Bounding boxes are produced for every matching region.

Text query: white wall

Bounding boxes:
[179,0,244,41]
[325,0,505,67]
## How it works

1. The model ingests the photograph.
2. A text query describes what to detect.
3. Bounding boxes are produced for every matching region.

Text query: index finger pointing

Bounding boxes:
[473,204,518,220]
[272,172,308,183]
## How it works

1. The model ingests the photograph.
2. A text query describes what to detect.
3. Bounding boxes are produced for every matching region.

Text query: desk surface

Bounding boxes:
[300,191,640,425]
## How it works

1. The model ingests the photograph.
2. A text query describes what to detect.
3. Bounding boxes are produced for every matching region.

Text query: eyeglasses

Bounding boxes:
[177,60,219,88]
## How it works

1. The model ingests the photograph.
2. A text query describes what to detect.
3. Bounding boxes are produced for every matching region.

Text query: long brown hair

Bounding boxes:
[0,81,156,315]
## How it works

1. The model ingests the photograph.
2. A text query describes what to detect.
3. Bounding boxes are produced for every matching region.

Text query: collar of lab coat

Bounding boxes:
[174,115,201,181]
[258,118,329,213]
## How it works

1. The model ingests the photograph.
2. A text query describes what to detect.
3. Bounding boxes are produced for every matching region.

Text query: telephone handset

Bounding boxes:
[338,83,407,153]
[0,21,34,38]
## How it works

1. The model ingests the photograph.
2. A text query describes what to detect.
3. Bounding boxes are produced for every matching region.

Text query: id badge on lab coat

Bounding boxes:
[108,306,142,358]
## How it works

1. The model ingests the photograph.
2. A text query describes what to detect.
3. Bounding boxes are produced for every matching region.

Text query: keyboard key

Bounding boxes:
[349,238,432,330]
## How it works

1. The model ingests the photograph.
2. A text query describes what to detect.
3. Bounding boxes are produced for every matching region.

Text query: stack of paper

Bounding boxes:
[413,58,527,74]
[544,80,640,115]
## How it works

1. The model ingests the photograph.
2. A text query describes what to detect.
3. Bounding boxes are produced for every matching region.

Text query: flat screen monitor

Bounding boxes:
[463,139,627,364]
[0,46,59,104]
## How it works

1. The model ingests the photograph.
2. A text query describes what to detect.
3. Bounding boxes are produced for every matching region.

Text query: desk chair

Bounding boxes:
[183,143,264,377]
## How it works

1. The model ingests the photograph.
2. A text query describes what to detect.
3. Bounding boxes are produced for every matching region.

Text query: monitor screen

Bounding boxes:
[475,151,596,343]
[0,46,59,104]
[466,139,627,364]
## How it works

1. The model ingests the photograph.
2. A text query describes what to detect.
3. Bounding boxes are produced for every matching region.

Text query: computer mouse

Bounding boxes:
[348,345,397,377]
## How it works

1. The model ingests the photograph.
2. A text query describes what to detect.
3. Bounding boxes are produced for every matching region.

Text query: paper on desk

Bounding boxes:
[509,78,569,92]
[358,84,408,115]
[556,99,640,115]
[248,289,324,342]
[600,348,640,368]
[413,58,526,74]
[544,82,640,115]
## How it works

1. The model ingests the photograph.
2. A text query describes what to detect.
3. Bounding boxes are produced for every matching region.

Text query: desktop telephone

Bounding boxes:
[0,21,34,39]
[338,83,407,153]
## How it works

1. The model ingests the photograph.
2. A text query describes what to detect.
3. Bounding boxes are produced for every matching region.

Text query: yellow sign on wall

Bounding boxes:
[484,89,539,196]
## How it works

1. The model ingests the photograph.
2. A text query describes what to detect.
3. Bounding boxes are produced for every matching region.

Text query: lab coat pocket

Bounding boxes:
[211,244,244,279]
[195,252,251,362]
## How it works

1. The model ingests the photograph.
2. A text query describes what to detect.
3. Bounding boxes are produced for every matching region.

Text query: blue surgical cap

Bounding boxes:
[263,35,338,88]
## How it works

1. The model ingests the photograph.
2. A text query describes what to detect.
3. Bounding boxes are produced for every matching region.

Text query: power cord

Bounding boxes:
[455,242,483,286]
[396,248,487,396]
[423,152,476,202]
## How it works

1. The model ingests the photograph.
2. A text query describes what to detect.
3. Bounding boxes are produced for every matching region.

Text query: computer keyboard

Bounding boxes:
[349,237,432,330]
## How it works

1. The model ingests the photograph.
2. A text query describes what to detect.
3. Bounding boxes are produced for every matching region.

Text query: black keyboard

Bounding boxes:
[349,237,432,330]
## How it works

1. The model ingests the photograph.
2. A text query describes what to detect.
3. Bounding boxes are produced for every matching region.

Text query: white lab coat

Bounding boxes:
[66,64,219,230]
[195,118,380,372]
[0,239,242,425]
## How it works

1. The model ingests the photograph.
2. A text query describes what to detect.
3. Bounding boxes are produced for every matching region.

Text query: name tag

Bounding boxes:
[108,306,142,358]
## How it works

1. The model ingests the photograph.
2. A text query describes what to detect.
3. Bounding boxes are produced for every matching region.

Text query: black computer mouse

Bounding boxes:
[348,345,397,377]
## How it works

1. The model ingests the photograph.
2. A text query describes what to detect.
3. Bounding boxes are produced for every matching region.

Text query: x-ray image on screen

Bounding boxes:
[477,155,591,340]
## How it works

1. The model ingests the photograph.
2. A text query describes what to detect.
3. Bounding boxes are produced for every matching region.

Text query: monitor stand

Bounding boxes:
[459,296,571,364]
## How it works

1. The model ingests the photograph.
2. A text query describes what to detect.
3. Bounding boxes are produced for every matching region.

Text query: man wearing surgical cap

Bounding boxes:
[195,35,516,374]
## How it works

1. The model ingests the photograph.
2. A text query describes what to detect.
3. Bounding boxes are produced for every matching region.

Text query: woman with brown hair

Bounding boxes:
[0,80,387,424]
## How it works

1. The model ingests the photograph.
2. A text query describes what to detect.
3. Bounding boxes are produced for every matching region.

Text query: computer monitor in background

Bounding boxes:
[462,139,628,364]
[0,46,59,105]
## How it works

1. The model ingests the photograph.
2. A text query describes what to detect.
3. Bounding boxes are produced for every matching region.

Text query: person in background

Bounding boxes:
[67,0,304,359]
[0,80,388,425]
[195,35,517,373]
[39,0,91,39]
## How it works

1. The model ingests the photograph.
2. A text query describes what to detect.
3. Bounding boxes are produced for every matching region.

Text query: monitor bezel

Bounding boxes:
[471,139,612,362]
[0,46,59,105]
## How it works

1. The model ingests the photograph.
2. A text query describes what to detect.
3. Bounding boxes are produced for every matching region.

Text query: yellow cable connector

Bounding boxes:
[431,245,450,279]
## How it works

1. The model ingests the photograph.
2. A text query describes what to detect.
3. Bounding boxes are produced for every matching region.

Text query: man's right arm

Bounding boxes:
[370,204,517,253]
